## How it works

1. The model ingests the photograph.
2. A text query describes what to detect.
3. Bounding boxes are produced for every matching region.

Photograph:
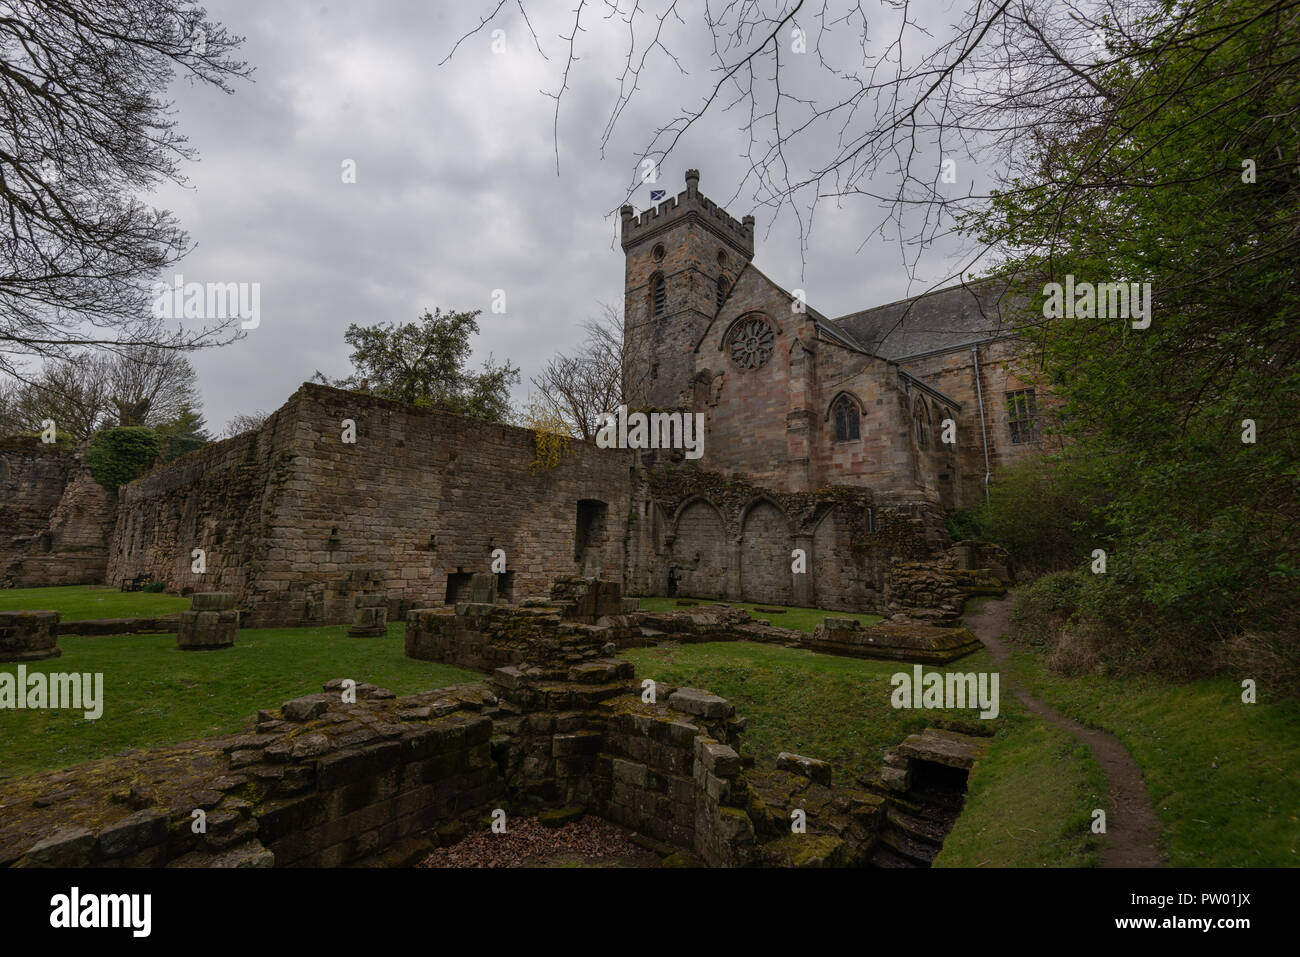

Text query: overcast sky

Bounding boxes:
[157,0,979,433]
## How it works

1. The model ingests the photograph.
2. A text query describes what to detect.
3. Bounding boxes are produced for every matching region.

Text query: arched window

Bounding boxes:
[832,394,860,442]
[716,275,728,309]
[915,400,931,449]
[651,274,666,317]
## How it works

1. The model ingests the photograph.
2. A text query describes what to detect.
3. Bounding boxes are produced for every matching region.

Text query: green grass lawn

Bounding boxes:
[636,597,882,632]
[621,640,997,784]
[0,624,480,779]
[935,697,1106,868]
[0,585,190,621]
[999,644,1300,867]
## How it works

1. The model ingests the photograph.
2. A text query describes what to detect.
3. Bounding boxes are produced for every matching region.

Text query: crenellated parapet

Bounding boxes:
[620,169,755,257]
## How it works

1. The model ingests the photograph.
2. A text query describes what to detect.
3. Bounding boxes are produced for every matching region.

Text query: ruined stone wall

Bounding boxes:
[106,405,299,602]
[107,384,636,627]
[256,385,634,627]
[1,439,114,587]
[629,466,947,613]
[0,682,504,869]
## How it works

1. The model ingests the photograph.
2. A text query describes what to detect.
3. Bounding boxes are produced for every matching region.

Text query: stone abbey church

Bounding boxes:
[1,170,1049,623]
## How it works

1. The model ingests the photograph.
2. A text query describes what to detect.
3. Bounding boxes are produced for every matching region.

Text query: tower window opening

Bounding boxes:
[652,275,666,317]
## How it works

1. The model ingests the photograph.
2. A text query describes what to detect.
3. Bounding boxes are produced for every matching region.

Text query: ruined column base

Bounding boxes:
[348,596,389,637]
[177,593,238,650]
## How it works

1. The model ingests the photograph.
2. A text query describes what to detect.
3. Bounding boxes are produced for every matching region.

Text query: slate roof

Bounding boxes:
[828,277,1028,359]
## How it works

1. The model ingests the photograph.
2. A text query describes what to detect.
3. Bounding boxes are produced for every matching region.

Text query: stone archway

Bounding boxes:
[740,500,792,604]
[671,499,729,599]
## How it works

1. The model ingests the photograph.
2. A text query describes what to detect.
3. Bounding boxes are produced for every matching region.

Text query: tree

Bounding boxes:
[106,344,202,428]
[0,344,206,439]
[315,308,520,423]
[0,351,114,438]
[443,1,1296,285]
[0,1,250,377]
[529,304,633,440]
[221,410,268,438]
[962,0,1299,658]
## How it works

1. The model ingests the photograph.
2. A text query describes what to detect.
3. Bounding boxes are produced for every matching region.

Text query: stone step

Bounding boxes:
[877,826,940,866]
[886,806,949,846]
[869,843,920,868]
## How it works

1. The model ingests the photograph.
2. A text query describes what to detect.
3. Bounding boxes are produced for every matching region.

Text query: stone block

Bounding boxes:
[668,687,731,719]
[0,610,61,662]
[776,752,833,786]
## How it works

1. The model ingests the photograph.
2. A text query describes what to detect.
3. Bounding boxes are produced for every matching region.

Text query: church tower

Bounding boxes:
[620,169,755,409]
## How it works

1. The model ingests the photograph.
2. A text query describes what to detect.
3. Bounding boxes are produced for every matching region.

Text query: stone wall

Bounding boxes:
[107,384,637,627]
[627,466,948,613]
[0,681,502,868]
[0,439,113,587]
[0,662,884,868]
[107,413,296,601]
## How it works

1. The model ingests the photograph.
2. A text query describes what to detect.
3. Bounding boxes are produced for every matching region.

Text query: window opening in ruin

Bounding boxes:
[1006,389,1041,444]
[495,571,515,602]
[833,395,861,441]
[652,274,666,317]
[575,499,609,567]
[445,572,474,604]
[716,276,727,309]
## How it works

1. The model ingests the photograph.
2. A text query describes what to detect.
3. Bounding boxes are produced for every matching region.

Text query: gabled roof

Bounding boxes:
[828,277,1028,359]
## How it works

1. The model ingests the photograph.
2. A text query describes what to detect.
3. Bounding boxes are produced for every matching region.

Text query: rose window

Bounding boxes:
[726,317,775,370]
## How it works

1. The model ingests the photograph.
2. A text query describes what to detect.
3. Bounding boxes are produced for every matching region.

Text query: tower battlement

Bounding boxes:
[620,169,755,257]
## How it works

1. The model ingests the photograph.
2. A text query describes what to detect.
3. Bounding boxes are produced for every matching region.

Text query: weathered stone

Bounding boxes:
[0,610,61,662]
[281,695,330,722]
[668,688,731,719]
[176,596,237,650]
[14,826,94,867]
[776,752,833,786]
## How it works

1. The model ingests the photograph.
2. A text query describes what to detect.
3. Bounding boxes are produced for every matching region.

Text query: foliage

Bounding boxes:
[529,304,628,440]
[518,394,574,472]
[86,427,161,492]
[221,410,269,438]
[961,0,1300,669]
[316,307,519,422]
[0,347,207,441]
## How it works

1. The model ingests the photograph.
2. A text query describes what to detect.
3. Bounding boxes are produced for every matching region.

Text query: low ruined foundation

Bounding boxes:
[0,610,61,662]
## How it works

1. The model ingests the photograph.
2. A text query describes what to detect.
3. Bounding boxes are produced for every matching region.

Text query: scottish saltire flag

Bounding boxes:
[650,189,665,201]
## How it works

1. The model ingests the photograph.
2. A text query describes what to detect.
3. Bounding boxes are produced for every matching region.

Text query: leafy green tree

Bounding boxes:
[86,427,162,492]
[316,308,519,422]
[964,0,1299,657]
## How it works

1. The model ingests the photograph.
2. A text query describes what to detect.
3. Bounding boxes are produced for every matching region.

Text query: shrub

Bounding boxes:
[86,427,160,492]
[1009,571,1083,647]
[944,508,985,543]
[978,454,1111,576]
[142,581,166,593]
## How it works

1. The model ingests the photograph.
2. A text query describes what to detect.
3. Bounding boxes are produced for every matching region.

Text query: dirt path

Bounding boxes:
[965,596,1163,868]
